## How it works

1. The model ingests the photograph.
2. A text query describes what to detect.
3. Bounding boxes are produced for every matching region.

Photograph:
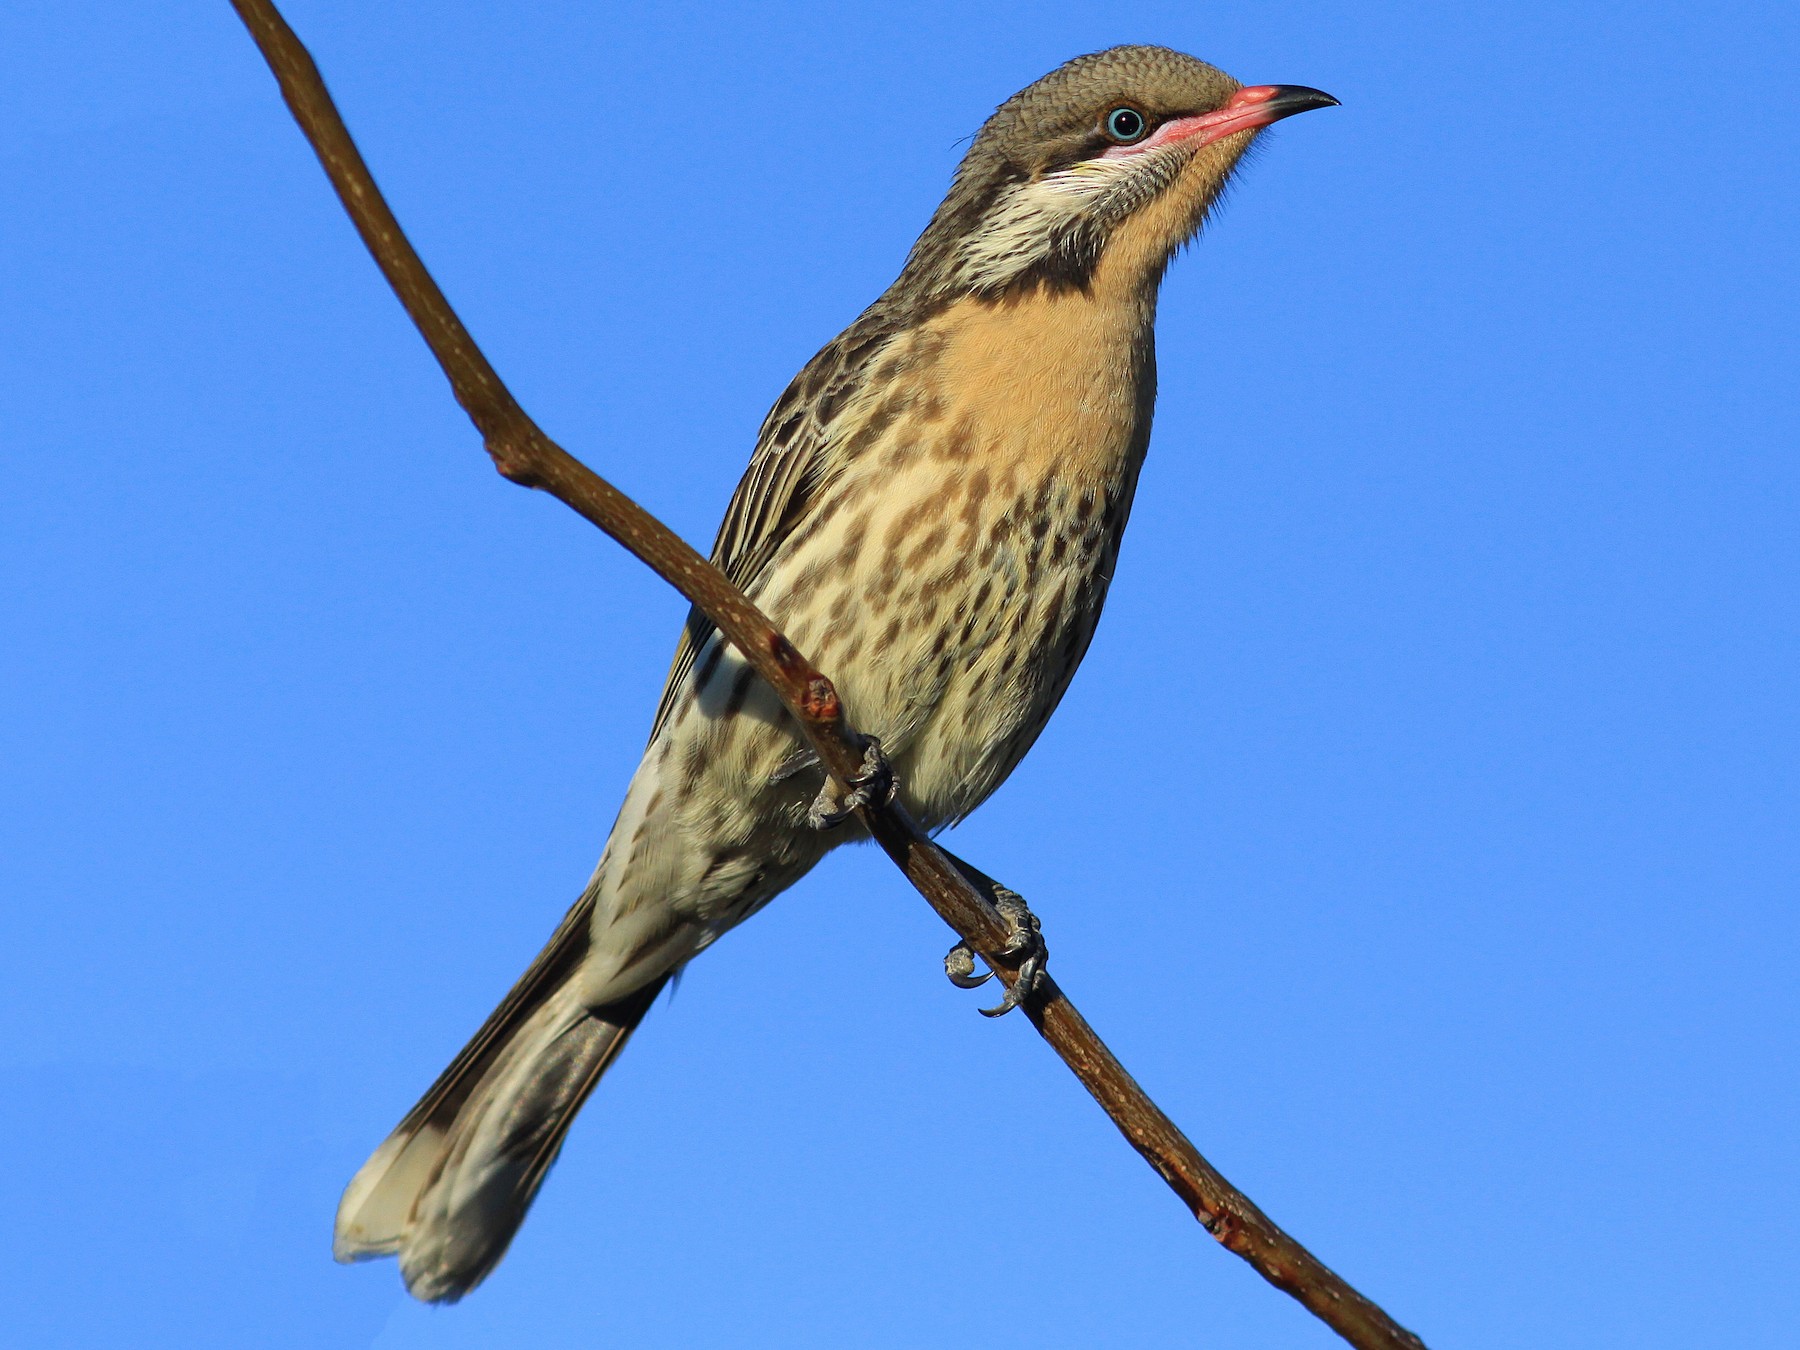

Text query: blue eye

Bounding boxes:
[1104,106,1148,143]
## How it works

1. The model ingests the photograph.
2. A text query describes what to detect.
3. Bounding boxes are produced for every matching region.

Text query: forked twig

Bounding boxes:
[226,5,1426,1346]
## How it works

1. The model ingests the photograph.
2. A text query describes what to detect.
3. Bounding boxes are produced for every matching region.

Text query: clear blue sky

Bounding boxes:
[3,2,1795,1346]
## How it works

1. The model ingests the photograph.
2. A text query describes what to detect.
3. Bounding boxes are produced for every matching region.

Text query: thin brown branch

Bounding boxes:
[227,5,1427,1347]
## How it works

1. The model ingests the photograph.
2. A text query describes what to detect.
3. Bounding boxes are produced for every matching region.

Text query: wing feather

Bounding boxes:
[646,312,901,740]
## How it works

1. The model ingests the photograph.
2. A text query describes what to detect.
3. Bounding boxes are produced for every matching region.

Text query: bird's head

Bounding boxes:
[899,46,1336,304]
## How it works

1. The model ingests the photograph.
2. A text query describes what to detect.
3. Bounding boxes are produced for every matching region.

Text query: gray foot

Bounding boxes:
[806,736,896,830]
[944,886,1047,1018]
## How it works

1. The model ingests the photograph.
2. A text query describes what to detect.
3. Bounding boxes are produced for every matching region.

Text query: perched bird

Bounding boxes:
[334,44,1336,1302]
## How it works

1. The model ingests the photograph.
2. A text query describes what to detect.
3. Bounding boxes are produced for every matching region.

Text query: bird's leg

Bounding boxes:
[939,852,1048,1018]
[806,735,896,830]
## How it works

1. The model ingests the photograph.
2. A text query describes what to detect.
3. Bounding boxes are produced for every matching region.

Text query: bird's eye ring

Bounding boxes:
[1104,106,1148,144]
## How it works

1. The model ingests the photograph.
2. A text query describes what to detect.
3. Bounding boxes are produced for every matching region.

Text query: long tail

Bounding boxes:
[333,893,667,1303]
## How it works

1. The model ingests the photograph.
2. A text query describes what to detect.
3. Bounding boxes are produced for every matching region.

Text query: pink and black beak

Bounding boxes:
[1235,86,1341,120]
[1176,85,1339,147]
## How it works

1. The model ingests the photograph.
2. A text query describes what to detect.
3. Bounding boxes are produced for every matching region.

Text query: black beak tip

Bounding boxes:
[1271,85,1341,116]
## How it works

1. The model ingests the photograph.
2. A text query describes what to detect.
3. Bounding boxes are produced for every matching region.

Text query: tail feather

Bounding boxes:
[335,892,666,1303]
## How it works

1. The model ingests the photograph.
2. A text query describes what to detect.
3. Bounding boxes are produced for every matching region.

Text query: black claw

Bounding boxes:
[978,984,1026,1018]
[805,796,853,830]
[979,949,1045,1017]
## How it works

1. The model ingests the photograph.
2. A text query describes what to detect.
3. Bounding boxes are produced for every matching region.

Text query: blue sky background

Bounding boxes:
[3,2,1796,1346]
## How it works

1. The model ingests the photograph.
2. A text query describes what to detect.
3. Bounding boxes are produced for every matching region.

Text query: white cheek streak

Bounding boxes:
[1039,157,1137,195]
[956,159,1140,289]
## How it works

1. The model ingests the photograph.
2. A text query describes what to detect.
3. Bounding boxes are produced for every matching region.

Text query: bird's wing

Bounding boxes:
[646,318,892,742]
